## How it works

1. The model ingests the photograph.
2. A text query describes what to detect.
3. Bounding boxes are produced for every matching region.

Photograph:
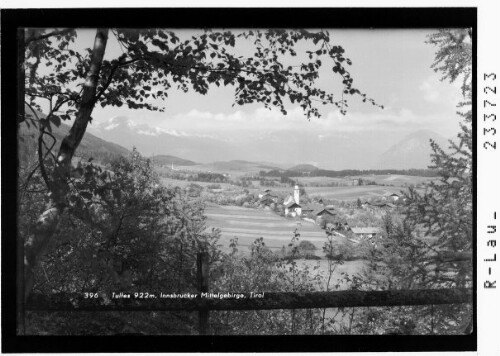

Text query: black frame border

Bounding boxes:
[1,7,477,353]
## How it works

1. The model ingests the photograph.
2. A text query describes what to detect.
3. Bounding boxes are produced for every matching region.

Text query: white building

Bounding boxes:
[284,185,302,216]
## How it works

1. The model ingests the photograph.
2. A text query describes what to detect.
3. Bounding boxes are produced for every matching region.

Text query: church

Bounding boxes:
[284,185,302,217]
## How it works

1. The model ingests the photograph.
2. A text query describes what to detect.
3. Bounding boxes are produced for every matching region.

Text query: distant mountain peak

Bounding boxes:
[376,130,449,169]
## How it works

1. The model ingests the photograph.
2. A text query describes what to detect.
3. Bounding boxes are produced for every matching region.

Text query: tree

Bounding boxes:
[209,235,324,335]
[354,29,473,334]
[404,28,472,286]
[22,149,221,334]
[23,149,217,292]
[298,240,316,253]
[21,28,380,299]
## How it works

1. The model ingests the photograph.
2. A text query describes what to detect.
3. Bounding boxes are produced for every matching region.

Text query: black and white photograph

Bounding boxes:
[1,4,496,353]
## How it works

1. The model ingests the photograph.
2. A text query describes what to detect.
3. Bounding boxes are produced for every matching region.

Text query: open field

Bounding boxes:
[293,176,350,186]
[294,174,437,188]
[160,177,239,190]
[204,203,328,252]
[354,174,437,187]
[204,203,367,286]
[173,161,278,177]
[304,185,406,201]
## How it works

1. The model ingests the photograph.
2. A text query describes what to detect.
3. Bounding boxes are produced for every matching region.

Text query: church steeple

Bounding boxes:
[294,185,300,204]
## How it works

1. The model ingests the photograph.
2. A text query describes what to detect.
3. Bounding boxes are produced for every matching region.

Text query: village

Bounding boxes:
[260,184,401,241]
[171,167,417,258]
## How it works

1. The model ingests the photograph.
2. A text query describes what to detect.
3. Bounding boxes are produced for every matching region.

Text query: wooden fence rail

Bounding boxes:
[26,288,472,312]
[22,253,473,335]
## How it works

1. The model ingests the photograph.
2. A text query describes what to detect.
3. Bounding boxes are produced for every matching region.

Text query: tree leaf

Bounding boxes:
[49,115,61,127]
[80,191,93,200]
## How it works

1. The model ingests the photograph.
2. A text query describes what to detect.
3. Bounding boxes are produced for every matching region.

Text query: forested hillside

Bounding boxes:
[19,106,129,167]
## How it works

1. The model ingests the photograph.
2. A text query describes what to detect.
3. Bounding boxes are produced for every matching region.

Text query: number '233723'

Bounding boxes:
[483,73,497,150]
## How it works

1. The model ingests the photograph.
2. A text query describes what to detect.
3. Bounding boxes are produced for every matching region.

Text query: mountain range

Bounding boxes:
[21,110,453,171]
[87,116,452,170]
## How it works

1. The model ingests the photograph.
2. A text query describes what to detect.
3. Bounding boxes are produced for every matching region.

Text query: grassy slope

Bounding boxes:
[293,174,436,188]
[204,203,328,252]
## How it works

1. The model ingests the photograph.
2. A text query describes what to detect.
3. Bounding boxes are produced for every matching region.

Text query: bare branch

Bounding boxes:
[94,57,141,102]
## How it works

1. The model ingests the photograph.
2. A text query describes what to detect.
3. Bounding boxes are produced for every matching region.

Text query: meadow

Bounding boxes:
[160,177,237,190]
[293,174,436,188]
[204,202,328,253]
[204,202,368,290]
[354,174,437,187]
[302,185,404,201]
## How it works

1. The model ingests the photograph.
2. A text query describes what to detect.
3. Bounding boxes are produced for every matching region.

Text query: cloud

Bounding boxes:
[419,78,440,102]
[418,74,464,105]
[136,127,185,136]
[97,102,458,141]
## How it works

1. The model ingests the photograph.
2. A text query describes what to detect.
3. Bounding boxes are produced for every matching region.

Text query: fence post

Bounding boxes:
[197,252,209,335]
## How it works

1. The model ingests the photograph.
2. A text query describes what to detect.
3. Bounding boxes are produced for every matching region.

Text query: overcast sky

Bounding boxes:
[58,29,464,142]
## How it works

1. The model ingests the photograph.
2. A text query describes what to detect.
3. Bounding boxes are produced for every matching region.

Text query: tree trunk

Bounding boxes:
[24,28,109,300]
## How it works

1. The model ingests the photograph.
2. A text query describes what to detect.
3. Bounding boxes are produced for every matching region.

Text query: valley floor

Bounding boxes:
[204,202,327,253]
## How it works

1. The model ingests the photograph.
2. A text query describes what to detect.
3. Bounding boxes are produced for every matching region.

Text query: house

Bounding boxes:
[313,207,336,217]
[260,196,276,207]
[285,201,302,217]
[361,201,370,209]
[301,203,336,217]
[366,201,396,209]
[350,227,381,240]
[260,192,278,202]
[382,192,400,202]
[325,216,350,231]
[389,193,400,201]
[258,189,272,199]
[301,205,315,215]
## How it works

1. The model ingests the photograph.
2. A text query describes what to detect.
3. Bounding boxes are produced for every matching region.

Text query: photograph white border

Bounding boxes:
[2,1,499,355]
